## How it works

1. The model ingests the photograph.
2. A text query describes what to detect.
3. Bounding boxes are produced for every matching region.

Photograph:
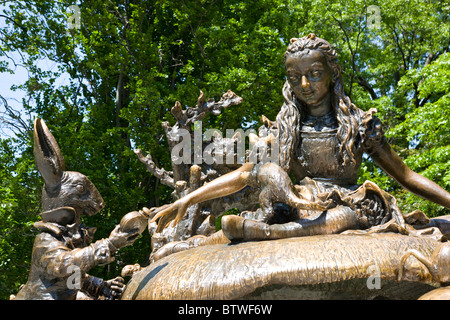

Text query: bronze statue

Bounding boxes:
[399,241,449,284]
[122,233,443,300]
[13,119,143,300]
[16,34,450,300]
[119,34,450,300]
[400,241,450,300]
[149,34,450,257]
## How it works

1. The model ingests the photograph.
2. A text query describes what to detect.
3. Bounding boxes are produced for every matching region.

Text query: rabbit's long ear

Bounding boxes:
[33,118,65,189]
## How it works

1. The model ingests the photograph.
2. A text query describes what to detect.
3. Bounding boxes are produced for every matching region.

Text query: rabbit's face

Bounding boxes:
[34,118,105,222]
[42,171,105,217]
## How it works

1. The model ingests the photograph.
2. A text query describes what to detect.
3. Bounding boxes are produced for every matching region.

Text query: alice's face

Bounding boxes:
[285,50,332,114]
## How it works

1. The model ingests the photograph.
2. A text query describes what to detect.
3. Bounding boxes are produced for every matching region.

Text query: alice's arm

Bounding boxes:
[151,162,255,226]
[371,140,450,209]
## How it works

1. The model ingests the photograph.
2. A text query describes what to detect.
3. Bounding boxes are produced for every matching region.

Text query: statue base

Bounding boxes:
[122,233,440,300]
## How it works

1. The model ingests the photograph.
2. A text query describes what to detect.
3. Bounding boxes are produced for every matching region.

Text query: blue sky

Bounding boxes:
[0,3,70,140]
[0,51,29,139]
[0,3,29,140]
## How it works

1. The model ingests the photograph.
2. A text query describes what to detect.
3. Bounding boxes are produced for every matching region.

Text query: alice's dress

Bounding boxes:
[246,108,443,240]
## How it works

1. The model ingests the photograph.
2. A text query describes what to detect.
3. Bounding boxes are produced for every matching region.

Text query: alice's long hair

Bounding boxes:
[276,34,361,172]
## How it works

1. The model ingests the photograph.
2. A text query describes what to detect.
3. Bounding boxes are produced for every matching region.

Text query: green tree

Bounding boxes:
[0,138,41,298]
[388,53,450,217]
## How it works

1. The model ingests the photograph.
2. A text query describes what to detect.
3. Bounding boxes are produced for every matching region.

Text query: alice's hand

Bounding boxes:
[150,198,190,231]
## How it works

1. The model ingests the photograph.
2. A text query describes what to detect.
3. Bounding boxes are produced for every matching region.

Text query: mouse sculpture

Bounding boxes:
[398,241,450,300]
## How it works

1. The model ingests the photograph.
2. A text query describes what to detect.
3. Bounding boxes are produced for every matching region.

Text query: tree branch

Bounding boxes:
[0,95,31,139]
[333,15,377,100]
[134,149,175,188]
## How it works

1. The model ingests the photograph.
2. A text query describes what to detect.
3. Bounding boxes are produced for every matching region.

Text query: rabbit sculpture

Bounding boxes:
[14,118,140,300]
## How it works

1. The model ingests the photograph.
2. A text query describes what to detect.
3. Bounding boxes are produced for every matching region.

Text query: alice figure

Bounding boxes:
[150,34,450,260]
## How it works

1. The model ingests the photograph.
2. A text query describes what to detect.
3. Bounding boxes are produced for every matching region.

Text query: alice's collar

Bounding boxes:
[302,111,337,131]
[33,220,97,248]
